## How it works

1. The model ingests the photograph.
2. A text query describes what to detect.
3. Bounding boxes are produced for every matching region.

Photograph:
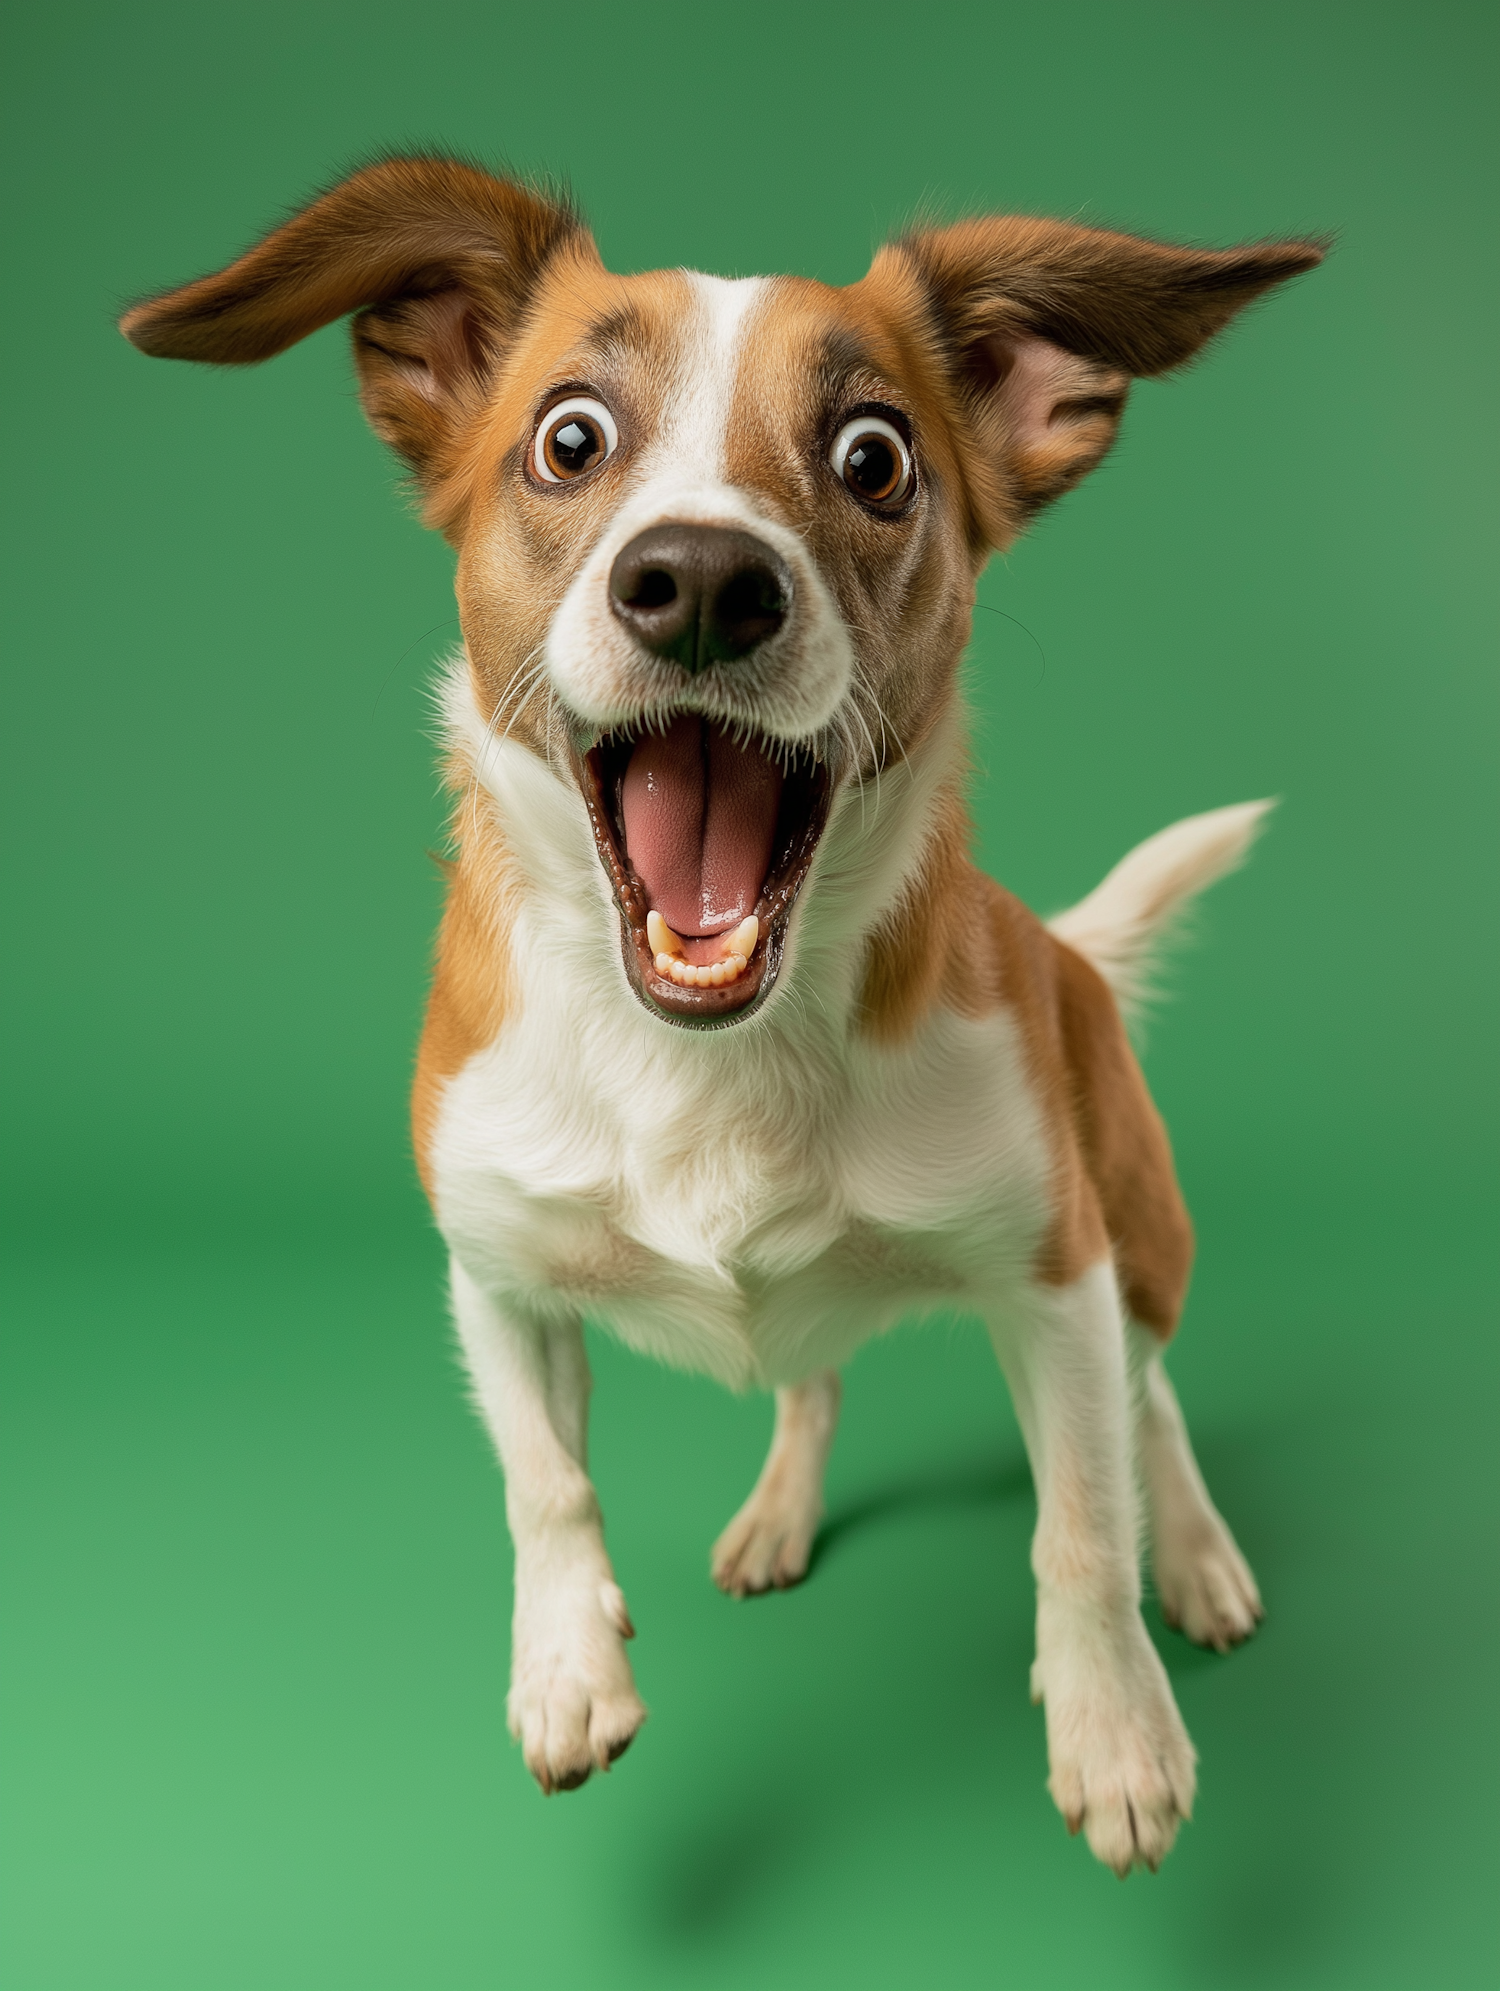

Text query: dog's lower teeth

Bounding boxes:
[659,953,749,987]
[648,906,758,989]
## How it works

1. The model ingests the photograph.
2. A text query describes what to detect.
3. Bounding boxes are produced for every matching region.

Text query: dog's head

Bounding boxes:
[123,159,1319,1027]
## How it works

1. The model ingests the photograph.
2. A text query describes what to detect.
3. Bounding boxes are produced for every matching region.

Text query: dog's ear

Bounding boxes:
[120,156,590,477]
[880,216,1324,543]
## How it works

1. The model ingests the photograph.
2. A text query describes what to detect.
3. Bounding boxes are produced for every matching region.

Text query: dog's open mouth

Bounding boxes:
[581,713,831,1025]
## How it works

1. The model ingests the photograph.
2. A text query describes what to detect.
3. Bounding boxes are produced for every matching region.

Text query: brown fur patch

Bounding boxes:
[859,799,1192,1338]
[1049,935,1193,1336]
[410,771,525,1193]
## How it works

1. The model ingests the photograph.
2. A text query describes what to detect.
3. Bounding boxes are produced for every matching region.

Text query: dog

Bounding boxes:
[122,158,1321,1874]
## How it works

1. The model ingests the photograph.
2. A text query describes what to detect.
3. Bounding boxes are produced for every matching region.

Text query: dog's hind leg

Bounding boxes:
[1130,1325,1263,1653]
[449,1257,646,1793]
[711,1370,841,1597]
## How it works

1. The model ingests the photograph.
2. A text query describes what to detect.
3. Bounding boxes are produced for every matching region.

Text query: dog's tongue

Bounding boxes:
[621,715,782,937]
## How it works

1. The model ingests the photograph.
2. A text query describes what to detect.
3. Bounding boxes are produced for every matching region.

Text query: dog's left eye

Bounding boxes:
[533,397,619,483]
[830,416,913,509]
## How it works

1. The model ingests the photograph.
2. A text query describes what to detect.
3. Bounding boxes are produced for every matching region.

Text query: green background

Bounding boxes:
[3,1,1496,1985]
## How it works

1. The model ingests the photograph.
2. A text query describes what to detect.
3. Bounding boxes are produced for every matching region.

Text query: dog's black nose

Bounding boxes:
[608,525,790,673]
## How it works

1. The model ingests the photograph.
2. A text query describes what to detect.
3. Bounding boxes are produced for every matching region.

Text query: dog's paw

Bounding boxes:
[711,1482,819,1596]
[1155,1516,1264,1654]
[508,1578,646,1793]
[1035,1616,1197,1875]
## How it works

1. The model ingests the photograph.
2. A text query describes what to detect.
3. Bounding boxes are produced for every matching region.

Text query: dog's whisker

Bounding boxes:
[458,647,550,853]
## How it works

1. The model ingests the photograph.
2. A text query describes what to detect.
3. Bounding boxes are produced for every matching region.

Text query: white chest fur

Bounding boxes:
[432,987,1052,1389]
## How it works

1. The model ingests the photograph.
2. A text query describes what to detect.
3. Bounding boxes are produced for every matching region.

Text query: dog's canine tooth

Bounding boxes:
[647,910,684,957]
[723,916,759,963]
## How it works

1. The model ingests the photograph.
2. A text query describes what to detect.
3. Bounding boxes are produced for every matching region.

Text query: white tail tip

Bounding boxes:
[1047,799,1275,1016]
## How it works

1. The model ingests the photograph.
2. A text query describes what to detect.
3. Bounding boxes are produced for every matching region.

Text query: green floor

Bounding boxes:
[4,0,1496,1984]
[6,1177,1496,1988]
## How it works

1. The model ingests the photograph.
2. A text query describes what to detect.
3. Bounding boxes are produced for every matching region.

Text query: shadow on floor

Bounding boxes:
[647,1785,824,1939]
[640,1451,1036,1943]
[815,1446,1267,1681]
[809,1450,1035,1577]
[638,1442,1293,1957]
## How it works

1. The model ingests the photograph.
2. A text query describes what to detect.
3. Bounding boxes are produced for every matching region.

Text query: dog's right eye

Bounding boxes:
[533,397,619,483]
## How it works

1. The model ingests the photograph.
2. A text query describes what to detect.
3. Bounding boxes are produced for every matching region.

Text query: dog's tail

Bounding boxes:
[1047,800,1274,1019]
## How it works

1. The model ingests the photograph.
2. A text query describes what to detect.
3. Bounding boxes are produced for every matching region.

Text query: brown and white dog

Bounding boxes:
[122,159,1320,1874]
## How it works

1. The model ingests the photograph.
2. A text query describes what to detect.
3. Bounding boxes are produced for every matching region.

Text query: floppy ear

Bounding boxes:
[120,156,590,478]
[882,216,1324,544]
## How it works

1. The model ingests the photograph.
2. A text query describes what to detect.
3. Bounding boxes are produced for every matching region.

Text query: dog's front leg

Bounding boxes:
[449,1258,645,1792]
[989,1263,1196,1873]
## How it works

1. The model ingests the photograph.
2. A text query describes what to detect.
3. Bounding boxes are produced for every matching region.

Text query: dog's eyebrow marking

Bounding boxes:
[584,301,658,362]
[814,328,881,392]
[794,328,908,439]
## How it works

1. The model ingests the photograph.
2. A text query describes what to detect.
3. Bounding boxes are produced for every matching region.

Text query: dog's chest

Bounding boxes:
[431,999,1051,1386]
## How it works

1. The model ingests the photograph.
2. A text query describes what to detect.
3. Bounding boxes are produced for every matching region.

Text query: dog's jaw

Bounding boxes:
[578,728,834,1026]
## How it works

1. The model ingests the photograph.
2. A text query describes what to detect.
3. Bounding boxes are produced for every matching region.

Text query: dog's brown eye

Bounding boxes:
[844,435,901,501]
[547,416,603,475]
[534,396,619,483]
[830,416,912,508]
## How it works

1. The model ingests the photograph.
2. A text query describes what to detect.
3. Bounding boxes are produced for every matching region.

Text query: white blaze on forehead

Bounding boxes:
[647,273,768,485]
